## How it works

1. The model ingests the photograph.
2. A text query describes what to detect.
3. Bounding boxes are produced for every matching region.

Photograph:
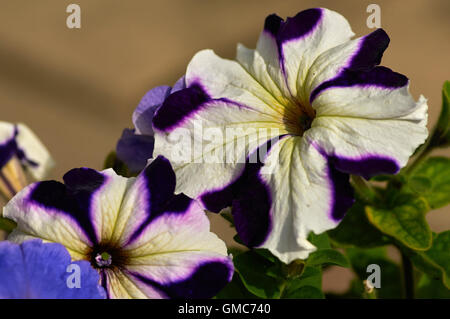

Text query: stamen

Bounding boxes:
[95,252,112,267]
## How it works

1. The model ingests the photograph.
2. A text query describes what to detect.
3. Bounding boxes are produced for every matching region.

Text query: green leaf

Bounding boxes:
[0,217,16,233]
[307,249,350,268]
[406,157,450,209]
[307,232,331,249]
[346,247,403,298]
[429,81,450,147]
[306,232,350,267]
[409,231,450,289]
[416,274,450,299]
[233,250,284,298]
[283,266,324,299]
[365,195,432,250]
[329,202,390,248]
[215,273,259,299]
[254,248,278,263]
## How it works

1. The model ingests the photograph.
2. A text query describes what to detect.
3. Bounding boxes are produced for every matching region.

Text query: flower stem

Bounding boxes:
[401,251,414,299]
[351,175,379,204]
[404,146,432,176]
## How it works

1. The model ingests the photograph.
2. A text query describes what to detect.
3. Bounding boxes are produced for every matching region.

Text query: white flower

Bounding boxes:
[0,122,54,199]
[151,8,428,263]
[3,156,233,298]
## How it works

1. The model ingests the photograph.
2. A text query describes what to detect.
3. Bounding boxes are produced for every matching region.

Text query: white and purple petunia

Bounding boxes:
[151,8,428,263]
[0,239,106,299]
[0,122,54,199]
[3,155,233,299]
[116,77,186,173]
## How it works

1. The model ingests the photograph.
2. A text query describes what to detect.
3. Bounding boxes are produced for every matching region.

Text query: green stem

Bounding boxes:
[405,146,432,176]
[351,175,379,204]
[278,280,287,299]
[401,251,414,299]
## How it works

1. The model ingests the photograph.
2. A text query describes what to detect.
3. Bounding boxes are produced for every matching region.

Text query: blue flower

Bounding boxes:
[0,239,106,299]
[116,77,186,173]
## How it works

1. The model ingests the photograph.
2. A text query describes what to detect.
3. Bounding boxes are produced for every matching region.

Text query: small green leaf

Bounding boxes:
[365,195,432,250]
[233,250,284,298]
[308,232,331,249]
[406,157,450,209]
[0,217,16,233]
[409,231,450,289]
[346,247,403,298]
[329,202,390,248]
[307,249,350,268]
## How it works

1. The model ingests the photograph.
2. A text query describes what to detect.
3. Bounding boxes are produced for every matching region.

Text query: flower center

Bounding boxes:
[95,252,112,267]
[89,243,129,270]
[283,101,316,136]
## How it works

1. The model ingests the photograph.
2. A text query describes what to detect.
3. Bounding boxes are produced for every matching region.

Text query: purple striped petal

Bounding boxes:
[28,168,107,244]
[310,29,408,103]
[116,128,154,173]
[325,160,355,222]
[202,137,286,248]
[276,8,322,43]
[330,154,400,180]
[122,156,194,245]
[130,259,233,299]
[133,86,172,136]
[153,83,211,132]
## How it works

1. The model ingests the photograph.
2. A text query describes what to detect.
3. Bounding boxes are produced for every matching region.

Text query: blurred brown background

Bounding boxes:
[1,0,449,293]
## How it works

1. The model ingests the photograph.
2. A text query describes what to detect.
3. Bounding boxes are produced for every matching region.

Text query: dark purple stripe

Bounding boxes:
[276,8,322,43]
[0,125,39,170]
[131,260,233,299]
[126,156,192,243]
[202,137,286,248]
[29,168,106,244]
[314,146,400,221]
[261,9,323,80]
[310,66,408,103]
[331,155,400,180]
[326,162,355,222]
[100,271,110,299]
[310,29,408,102]
[347,29,390,71]
[263,14,284,36]
[0,127,19,169]
[152,83,211,132]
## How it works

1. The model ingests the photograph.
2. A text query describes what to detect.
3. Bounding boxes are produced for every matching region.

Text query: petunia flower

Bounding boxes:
[151,8,428,263]
[0,239,106,299]
[3,155,233,299]
[0,121,54,200]
[116,77,186,173]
